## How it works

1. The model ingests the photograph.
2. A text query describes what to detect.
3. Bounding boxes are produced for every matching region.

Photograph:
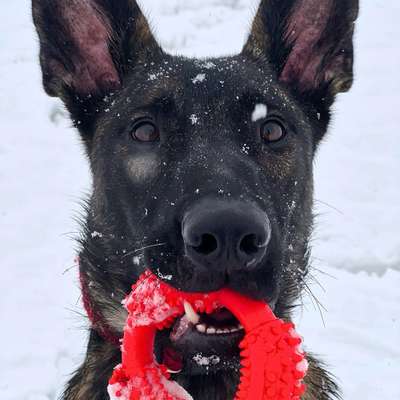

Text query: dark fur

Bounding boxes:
[32,0,358,398]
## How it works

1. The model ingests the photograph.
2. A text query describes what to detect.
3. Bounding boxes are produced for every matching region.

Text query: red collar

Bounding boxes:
[79,270,121,346]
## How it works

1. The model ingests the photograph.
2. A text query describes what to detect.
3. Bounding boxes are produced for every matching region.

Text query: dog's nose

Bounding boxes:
[182,200,271,273]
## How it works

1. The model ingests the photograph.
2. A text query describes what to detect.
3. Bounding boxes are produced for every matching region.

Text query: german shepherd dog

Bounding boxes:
[32,0,359,398]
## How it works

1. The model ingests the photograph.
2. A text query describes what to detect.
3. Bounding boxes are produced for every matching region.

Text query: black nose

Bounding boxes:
[182,200,271,273]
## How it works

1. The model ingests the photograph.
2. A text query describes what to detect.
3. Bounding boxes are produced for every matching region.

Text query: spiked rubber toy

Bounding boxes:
[108,271,308,400]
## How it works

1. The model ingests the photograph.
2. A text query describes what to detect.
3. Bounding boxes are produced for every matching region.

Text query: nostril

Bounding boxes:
[193,233,218,255]
[239,234,260,256]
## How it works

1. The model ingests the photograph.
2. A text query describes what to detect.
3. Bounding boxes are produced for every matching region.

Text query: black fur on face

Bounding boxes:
[33,0,358,398]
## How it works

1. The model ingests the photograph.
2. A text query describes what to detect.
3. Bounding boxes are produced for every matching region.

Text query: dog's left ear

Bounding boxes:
[243,0,359,105]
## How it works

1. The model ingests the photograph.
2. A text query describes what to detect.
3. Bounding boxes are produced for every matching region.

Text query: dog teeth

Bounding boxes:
[195,324,243,335]
[183,301,200,325]
[196,323,207,333]
[167,368,182,374]
[185,303,244,335]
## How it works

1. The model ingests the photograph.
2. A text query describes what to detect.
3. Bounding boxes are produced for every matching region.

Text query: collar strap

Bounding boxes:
[79,270,121,346]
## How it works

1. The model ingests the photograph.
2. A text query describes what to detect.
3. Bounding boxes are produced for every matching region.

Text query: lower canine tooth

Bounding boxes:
[167,368,182,374]
[196,324,206,333]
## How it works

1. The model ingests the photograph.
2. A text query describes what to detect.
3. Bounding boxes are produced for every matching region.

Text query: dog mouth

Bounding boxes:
[158,301,245,375]
[173,302,244,338]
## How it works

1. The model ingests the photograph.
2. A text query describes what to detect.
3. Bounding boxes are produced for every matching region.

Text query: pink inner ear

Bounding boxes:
[61,0,121,94]
[280,0,333,91]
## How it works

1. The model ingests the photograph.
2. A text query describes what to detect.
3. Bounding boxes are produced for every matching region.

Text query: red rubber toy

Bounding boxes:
[108,271,308,400]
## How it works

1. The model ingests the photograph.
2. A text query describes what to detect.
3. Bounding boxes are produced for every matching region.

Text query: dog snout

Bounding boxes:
[182,200,271,274]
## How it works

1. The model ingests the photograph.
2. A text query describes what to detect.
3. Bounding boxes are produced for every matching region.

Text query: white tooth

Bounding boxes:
[196,324,206,333]
[238,324,243,330]
[216,329,224,334]
[184,300,200,324]
[206,326,216,334]
[167,368,182,374]
[223,328,230,333]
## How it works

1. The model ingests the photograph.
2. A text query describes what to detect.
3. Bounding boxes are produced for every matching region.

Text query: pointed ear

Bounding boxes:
[32,0,161,99]
[243,0,359,103]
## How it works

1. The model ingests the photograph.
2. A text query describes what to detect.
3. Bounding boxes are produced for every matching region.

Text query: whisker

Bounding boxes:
[309,265,338,280]
[133,242,167,253]
[302,280,326,327]
[62,263,79,275]
[65,306,87,320]
[123,242,167,258]
[314,199,344,215]
[307,272,327,293]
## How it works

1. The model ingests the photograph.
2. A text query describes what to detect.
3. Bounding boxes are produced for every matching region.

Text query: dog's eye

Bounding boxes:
[131,121,160,142]
[260,120,286,143]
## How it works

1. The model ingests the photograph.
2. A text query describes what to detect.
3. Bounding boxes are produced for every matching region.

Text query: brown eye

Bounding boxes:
[131,121,159,142]
[261,120,286,143]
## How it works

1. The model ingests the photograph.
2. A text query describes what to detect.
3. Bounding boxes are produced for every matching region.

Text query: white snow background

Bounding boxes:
[0,0,399,399]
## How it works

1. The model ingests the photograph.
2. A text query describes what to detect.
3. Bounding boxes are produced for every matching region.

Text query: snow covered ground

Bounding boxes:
[0,0,399,399]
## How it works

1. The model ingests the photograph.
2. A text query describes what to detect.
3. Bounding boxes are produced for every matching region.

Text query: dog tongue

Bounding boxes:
[170,315,192,342]
[163,346,183,373]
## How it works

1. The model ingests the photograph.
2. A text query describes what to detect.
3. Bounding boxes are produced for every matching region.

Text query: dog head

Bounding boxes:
[33,0,358,386]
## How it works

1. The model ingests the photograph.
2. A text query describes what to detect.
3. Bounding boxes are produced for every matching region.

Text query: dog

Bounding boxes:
[32,0,359,398]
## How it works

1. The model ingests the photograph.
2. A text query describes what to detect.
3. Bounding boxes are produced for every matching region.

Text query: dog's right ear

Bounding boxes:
[32,0,161,101]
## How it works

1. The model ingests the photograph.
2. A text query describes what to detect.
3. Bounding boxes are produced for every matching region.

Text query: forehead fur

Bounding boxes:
[105,54,308,125]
